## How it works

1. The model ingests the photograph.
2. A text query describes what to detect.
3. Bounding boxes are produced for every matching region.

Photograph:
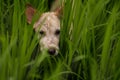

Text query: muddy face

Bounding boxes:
[25,4,62,55]
[34,12,60,55]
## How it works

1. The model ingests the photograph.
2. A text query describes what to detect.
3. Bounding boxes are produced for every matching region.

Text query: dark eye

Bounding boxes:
[55,29,60,35]
[39,30,45,35]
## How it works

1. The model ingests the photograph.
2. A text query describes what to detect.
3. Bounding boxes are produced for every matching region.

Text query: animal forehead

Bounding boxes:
[41,13,60,26]
[40,24,60,33]
[34,12,60,29]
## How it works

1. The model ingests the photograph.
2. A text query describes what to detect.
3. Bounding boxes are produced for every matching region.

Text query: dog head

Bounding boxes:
[25,4,62,55]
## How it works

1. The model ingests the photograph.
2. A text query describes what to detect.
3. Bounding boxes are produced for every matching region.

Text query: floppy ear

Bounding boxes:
[54,6,63,18]
[25,4,36,24]
[50,0,63,18]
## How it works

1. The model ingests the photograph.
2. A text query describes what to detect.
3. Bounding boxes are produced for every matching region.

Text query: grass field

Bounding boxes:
[0,0,120,80]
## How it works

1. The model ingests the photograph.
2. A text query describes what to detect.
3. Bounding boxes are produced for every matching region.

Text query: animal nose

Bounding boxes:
[48,48,56,55]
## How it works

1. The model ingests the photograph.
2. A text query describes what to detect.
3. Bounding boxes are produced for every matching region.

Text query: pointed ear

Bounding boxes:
[54,6,63,18]
[25,4,36,24]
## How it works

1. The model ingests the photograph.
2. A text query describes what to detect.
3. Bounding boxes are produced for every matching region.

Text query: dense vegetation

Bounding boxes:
[0,0,120,80]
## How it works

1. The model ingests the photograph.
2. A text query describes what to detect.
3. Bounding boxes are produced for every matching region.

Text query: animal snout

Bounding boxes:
[48,48,56,55]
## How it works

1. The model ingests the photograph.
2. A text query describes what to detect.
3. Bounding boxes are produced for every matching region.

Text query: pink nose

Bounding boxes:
[48,48,56,55]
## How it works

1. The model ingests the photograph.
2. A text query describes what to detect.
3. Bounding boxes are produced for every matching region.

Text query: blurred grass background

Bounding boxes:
[0,0,120,80]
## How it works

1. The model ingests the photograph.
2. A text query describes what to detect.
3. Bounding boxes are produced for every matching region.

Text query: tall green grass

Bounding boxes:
[0,0,120,80]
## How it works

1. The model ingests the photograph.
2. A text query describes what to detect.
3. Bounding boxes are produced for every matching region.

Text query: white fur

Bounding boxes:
[34,12,60,55]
